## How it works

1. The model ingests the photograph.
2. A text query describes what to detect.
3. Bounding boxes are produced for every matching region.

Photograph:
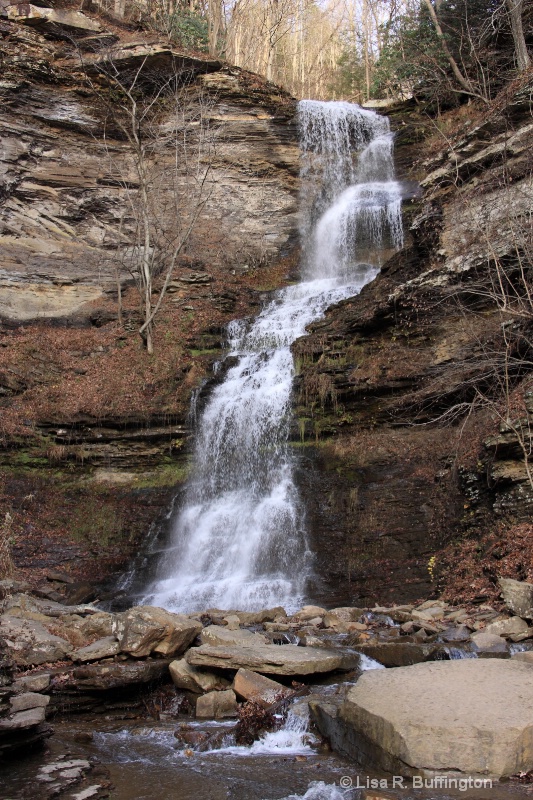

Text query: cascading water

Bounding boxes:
[143,100,403,613]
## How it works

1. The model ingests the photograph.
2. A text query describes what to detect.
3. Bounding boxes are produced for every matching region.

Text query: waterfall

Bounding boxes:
[142,100,403,613]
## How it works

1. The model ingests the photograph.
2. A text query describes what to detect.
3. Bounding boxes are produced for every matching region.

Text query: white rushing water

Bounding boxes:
[144,100,403,613]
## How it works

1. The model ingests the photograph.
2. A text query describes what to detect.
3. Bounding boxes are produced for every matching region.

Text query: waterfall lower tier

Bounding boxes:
[142,100,403,613]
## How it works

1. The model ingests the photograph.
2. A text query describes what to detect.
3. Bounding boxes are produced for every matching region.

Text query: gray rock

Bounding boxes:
[310,660,533,777]
[13,673,50,693]
[440,625,471,643]
[196,689,238,719]
[200,625,268,648]
[0,615,72,665]
[186,643,360,675]
[10,692,50,712]
[471,631,509,656]
[169,658,230,694]
[72,636,120,662]
[484,616,529,638]
[353,642,437,667]
[510,651,533,664]
[499,578,533,619]
[0,706,46,730]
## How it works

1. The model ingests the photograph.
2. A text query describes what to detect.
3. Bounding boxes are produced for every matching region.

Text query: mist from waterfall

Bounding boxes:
[142,100,403,613]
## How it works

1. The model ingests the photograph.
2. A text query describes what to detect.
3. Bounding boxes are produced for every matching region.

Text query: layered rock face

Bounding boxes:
[294,79,533,606]
[0,24,298,324]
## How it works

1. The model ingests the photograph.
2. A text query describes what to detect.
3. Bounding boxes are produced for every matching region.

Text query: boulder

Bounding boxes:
[200,625,268,648]
[499,578,533,619]
[310,660,533,777]
[196,689,238,719]
[0,706,46,730]
[291,606,327,622]
[471,631,508,656]
[233,668,290,707]
[353,642,438,667]
[169,658,230,694]
[222,615,241,630]
[71,636,120,662]
[71,659,172,691]
[186,643,360,676]
[0,615,72,665]
[484,616,528,638]
[412,607,445,622]
[10,692,50,713]
[112,606,201,658]
[78,612,115,640]
[511,651,533,664]
[235,607,286,625]
[326,607,364,622]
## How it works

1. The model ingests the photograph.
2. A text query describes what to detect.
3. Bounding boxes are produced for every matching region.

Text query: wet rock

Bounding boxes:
[186,643,360,676]
[233,668,291,707]
[484,616,529,638]
[174,728,210,747]
[200,625,268,648]
[440,625,471,643]
[0,705,46,729]
[511,651,533,664]
[64,582,97,606]
[71,659,172,690]
[112,606,202,658]
[196,688,238,719]
[353,642,437,667]
[499,578,533,619]
[470,631,509,656]
[169,658,230,693]
[0,614,72,665]
[310,660,533,777]
[72,636,120,662]
[10,691,50,712]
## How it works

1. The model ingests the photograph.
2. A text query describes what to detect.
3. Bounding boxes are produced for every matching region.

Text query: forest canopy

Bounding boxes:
[97,0,530,102]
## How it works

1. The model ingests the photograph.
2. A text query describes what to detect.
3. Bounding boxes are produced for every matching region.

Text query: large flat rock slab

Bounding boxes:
[186,643,359,675]
[310,660,533,778]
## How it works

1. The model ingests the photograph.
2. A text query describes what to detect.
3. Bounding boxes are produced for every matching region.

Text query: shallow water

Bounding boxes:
[2,709,533,800]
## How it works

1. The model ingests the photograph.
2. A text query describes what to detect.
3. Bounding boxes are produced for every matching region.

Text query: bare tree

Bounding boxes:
[81,53,215,353]
[506,0,531,71]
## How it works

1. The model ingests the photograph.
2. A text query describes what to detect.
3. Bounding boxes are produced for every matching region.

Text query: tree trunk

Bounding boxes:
[506,0,531,71]
[422,0,488,102]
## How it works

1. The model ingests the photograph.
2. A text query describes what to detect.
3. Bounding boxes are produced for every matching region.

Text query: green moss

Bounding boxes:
[133,460,192,489]
[189,348,220,357]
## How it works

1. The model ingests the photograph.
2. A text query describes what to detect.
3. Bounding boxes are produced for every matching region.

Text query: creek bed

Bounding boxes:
[2,711,533,800]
